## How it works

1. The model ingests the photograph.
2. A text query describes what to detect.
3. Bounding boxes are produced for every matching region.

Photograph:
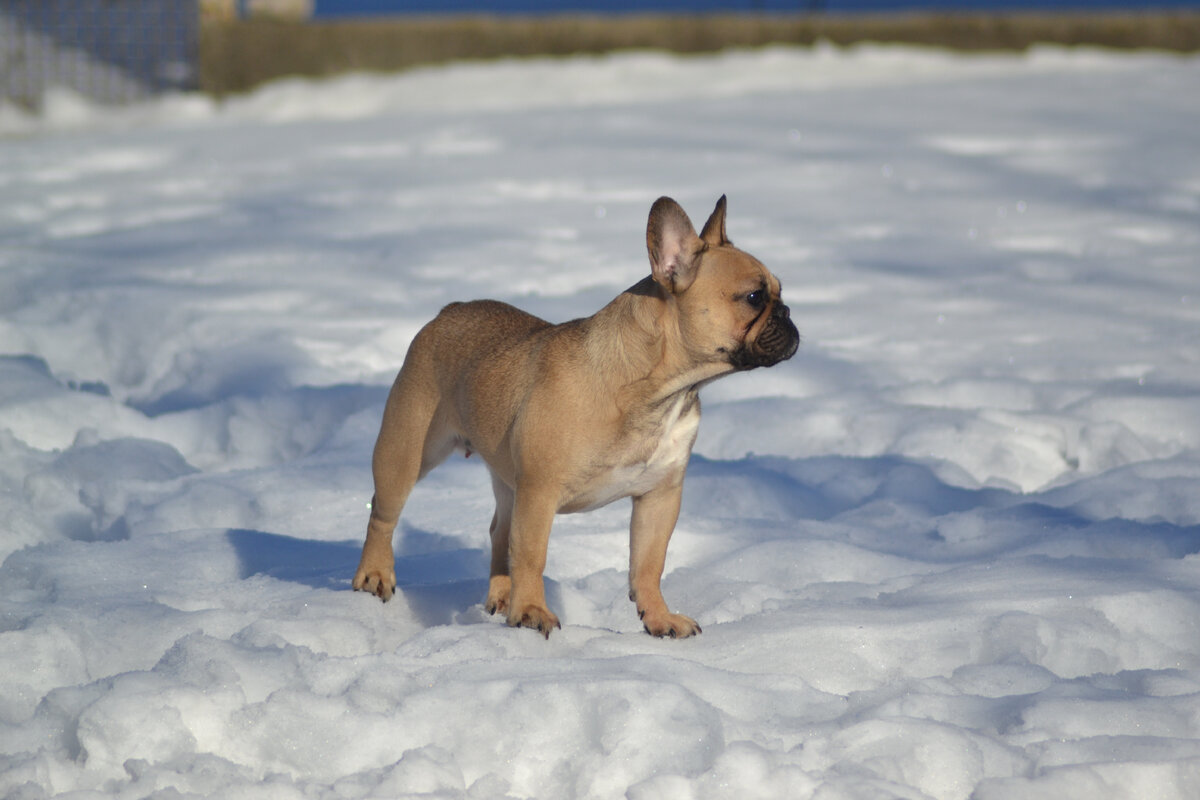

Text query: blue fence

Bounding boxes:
[0,0,198,107]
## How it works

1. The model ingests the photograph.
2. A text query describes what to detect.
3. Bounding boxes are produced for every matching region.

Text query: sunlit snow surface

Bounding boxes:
[2,45,1200,799]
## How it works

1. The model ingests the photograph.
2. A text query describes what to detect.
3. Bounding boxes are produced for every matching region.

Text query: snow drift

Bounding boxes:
[2,44,1199,799]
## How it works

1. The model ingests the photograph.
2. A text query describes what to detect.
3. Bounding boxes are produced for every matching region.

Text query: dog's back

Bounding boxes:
[388,301,559,473]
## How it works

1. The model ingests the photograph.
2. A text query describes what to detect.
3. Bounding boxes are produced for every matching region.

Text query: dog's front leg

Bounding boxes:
[630,482,701,638]
[505,486,561,638]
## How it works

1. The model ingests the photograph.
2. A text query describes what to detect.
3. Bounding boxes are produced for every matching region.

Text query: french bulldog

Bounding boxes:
[353,195,799,638]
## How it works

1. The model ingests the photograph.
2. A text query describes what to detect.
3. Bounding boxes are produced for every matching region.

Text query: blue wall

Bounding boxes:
[314,0,1200,16]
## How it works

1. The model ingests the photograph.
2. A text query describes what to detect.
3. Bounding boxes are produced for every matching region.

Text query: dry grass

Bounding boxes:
[199,13,1200,96]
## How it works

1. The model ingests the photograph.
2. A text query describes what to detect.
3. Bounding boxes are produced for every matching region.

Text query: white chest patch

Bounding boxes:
[568,393,701,513]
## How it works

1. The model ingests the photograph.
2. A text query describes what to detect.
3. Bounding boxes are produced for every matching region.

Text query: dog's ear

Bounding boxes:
[699,195,729,247]
[647,197,703,293]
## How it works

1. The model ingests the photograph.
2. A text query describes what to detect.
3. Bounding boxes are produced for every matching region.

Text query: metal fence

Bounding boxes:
[0,0,199,107]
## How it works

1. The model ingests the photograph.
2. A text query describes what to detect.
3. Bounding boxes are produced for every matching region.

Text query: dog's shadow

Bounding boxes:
[225,526,562,629]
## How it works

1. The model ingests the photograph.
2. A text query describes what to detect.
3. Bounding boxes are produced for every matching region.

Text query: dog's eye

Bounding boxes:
[745,290,767,310]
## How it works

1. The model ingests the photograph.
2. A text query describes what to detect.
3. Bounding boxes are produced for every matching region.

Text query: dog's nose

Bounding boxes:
[776,303,791,320]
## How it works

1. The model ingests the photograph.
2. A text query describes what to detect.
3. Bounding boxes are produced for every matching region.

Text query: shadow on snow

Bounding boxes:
[226,452,1200,631]
[224,526,564,629]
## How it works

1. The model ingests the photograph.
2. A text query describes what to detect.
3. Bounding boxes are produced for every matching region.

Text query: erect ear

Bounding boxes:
[699,194,729,246]
[646,196,703,293]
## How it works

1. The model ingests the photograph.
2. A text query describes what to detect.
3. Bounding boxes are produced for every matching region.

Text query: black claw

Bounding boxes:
[695,624,703,635]
[638,609,645,620]
[644,624,652,636]
[668,629,677,639]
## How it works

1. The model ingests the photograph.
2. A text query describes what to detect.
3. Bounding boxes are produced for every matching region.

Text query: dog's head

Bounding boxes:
[647,195,800,373]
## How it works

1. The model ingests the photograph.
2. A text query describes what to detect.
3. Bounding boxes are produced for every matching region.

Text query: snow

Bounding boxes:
[1,43,1199,799]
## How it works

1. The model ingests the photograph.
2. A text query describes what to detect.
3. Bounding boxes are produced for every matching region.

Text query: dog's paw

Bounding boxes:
[352,568,396,602]
[507,603,561,639]
[485,575,511,615]
[641,609,702,639]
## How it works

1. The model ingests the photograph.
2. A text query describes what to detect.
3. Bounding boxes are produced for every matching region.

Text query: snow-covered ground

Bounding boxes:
[2,44,1199,799]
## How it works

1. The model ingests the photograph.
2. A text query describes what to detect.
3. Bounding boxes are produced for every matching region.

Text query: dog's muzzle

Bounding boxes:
[730,303,800,370]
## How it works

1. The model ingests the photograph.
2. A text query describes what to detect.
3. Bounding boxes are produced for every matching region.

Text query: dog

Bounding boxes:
[353,196,799,638]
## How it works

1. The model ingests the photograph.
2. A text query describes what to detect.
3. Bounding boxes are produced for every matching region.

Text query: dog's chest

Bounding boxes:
[568,393,701,513]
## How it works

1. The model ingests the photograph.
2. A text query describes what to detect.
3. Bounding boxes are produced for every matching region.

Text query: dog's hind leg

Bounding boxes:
[484,473,514,615]
[353,359,453,602]
[505,485,562,638]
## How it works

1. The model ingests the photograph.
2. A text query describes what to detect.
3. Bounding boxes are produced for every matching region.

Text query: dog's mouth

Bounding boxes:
[729,304,800,370]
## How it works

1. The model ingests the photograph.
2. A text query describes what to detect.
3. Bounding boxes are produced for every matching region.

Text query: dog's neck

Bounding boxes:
[585,277,730,405]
